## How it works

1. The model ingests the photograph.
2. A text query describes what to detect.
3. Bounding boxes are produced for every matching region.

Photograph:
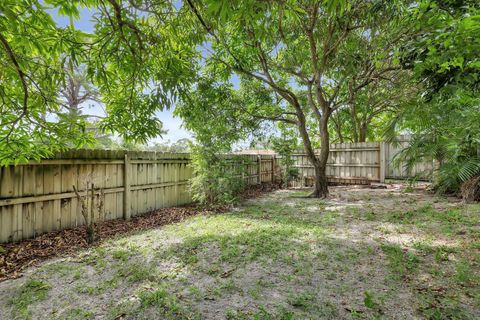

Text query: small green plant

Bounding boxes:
[381,243,419,279]
[9,279,52,319]
[271,124,300,188]
[287,291,315,309]
[138,287,180,314]
[189,144,247,207]
[363,290,375,309]
[404,177,419,193]
[455,259,476,285]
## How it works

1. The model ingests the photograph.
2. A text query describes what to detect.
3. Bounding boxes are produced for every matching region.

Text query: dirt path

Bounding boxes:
[0,185,478,319]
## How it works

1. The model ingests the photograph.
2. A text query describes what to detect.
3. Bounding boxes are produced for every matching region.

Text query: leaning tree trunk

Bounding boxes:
[310,116,330,198]
[294,106,330,198]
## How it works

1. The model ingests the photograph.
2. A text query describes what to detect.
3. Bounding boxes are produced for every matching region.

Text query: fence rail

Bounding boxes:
[0,150,275,243]
[290,140,433,187]
[290,142,382,187]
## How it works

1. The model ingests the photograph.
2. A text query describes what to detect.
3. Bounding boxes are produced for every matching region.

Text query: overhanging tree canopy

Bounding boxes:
[178,0,410,197]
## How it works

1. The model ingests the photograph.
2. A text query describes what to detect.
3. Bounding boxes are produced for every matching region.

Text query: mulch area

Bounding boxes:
[0,184,279,282]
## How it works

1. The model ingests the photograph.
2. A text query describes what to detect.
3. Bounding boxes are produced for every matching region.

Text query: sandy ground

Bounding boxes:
[0,184,478,319]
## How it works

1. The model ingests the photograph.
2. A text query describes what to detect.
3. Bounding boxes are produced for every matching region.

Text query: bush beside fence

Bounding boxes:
[0,150,275,243]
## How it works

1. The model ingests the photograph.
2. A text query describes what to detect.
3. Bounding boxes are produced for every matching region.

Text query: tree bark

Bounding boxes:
[292,103,329,198]
[359,123,367,142]
[312,162,329,197]
[308,114,330,198]
[317,115,330,197]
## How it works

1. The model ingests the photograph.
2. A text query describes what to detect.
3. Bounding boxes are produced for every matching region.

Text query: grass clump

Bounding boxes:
[136,286,195,319]
[380,243,419,280]
[9,278,52,319]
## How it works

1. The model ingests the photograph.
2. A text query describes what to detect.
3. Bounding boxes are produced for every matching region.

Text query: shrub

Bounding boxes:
[271,126,299,188]
[189,144,247,207]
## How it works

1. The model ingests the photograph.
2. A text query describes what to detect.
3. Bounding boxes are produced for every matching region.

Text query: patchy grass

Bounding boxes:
[0,185,478,319]
[8,279,51,319]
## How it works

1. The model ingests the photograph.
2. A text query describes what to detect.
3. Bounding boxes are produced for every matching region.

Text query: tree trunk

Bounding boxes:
[311,161,329,197]
[359,123,367,142]
[308,115,330,198]
[293,105,329,198]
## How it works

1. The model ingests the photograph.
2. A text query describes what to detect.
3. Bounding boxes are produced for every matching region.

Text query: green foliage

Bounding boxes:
[189,144,246,207]
[176,0,413,197]
[387,0,480,195]
[380,243,419,280]
[0,0,199,164]
[271,124,300,188]
[363,290,375,309]
[0,0,97,164]
[9,278,52,318]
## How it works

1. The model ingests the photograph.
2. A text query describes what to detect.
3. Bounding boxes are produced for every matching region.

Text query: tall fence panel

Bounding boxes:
[291,142,382,187]
[0,150,275,243]
[383,137,435,180]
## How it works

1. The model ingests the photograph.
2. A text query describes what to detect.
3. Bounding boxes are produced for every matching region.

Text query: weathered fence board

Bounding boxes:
[383,137,435,180]
[290,142,382,187]
[0,139,433,243]
[0,150,275,243]
[290,140,433,187]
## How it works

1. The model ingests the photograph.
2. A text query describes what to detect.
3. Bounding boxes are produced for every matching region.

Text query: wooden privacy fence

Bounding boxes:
[383,136,436,180]
[290,142,384,187]
[290,140,434,187]
[0,150,276,243]
[0,140,431,243]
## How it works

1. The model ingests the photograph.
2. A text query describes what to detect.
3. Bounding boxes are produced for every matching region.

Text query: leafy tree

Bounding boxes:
[189,143,247,207]
[327,5,415,143]
[390,0,480,196]
[331,71,415,143]
[0,0,94,164]
[0,0,198,163]
[271,124,300,188]
[148,138,191,153]
[180,0,408,197]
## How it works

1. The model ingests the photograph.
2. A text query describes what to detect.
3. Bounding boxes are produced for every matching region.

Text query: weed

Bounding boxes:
[137,287,183,317]
[364,290,375,309]
[418,291,470,320]
[51,308,94,319]
[381,243,419,279]
[76,276,119,295]
[116,262,157,282]
[111,249,131,262]
[287,291,315,309]
[9,279,51,319]
[455,259,477,285]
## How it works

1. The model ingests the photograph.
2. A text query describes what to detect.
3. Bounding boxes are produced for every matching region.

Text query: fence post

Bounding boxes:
[379,142,386,183]
[271,155,275,183]
[257,155,261,184]
[123,153,131,220]
[241,156,245,183]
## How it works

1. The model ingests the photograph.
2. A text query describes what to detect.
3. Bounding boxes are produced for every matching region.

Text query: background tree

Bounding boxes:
[331,72,414,143]
[181,0,409,197]
[389,0,480,197]
[271,124,300,188]
[0,0,95,164]
[0,0,199,163]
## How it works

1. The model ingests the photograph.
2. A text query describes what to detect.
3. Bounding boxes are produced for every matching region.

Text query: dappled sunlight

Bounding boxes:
[0,186,477,319]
